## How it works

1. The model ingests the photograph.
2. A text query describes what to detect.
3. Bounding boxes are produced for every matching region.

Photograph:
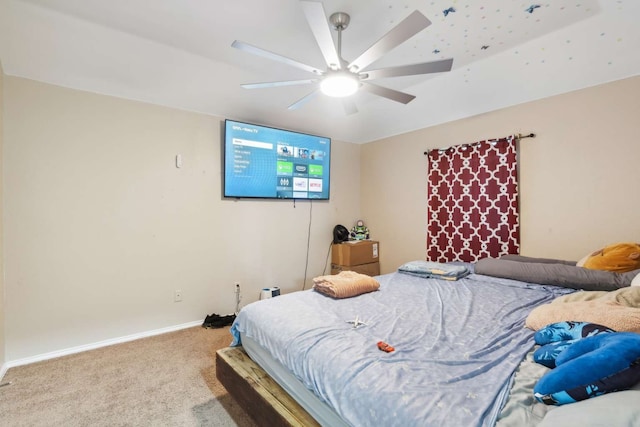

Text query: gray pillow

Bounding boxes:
[475,258,639,291]
[500,254,577,266]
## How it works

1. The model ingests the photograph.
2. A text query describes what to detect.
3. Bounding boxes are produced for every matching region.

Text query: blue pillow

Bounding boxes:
[533,321,615,368]
[534,321,615,345]
[534,332,640,405]
[534,340,576,368]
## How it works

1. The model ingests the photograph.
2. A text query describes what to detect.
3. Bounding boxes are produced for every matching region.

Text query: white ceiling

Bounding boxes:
[1,0,639,143]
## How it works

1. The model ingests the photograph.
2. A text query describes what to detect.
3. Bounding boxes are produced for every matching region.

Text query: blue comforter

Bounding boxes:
[231,270,573,427]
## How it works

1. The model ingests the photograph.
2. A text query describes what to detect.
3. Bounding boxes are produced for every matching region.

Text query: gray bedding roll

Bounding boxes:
[475,257,638,291]
[499,254,577,266]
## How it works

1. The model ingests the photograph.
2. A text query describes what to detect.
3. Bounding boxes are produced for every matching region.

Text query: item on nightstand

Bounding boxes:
[333,224,350,244]
[349,219,370,240]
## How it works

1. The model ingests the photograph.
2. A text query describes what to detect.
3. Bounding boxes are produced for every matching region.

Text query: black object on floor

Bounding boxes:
[202,313,236,329]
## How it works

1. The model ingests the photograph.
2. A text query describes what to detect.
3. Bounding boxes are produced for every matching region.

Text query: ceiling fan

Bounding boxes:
[232,1,453,114]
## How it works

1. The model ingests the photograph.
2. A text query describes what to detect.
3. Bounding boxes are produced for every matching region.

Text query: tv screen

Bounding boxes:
[223,119,331,200]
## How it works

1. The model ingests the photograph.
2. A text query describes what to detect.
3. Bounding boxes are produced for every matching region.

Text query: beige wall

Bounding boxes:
[362,75,640,273]
[0,62,5,370]
[3,77,360,361]
[4,73,640,362]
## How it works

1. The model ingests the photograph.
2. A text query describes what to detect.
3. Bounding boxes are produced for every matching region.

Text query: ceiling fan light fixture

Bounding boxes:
[234,5,453,111]
[320,72,359,97]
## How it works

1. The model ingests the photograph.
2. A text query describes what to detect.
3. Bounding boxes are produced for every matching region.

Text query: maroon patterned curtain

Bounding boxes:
[426,136,520,263]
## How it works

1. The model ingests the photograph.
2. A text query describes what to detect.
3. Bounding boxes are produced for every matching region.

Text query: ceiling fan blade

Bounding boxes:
[363,58,453,80]
[300,1,341,70]
[232,40,323,75]
[342,99,358,115]
[241,79,318,89]
[288,89,320,110]
[348,11,431,73]
[361,82,415,104]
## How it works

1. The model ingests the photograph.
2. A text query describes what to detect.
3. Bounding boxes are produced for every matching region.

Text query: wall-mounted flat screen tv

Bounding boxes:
[223,119,331,200]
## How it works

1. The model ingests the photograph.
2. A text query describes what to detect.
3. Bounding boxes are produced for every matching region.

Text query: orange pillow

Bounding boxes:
[583,242,640,273]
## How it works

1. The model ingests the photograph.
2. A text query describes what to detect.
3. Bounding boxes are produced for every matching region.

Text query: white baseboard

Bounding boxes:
[4,319,203,370]
[0,362,8,382]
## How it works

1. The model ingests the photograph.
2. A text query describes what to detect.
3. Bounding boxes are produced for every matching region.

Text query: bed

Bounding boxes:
[217,261,640,427]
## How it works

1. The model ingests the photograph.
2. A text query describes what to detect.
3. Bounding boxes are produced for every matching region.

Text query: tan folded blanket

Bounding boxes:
[313,271,380,299]
[526,287,640,332]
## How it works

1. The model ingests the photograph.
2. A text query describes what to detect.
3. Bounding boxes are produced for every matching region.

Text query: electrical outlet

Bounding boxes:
[174,289,183,302]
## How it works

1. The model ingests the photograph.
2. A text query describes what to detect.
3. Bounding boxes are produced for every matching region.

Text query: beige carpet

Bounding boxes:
[0,326,257,427]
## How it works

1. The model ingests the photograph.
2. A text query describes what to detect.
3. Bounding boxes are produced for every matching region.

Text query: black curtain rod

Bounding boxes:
[423,133,536,155]
[517,133,536,139]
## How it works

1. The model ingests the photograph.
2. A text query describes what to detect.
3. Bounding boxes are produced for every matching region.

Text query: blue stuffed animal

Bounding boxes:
[533,321,614,368]
[532,322,640,405]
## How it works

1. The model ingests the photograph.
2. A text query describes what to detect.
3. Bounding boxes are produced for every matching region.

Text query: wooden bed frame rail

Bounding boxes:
[216,347,321,427]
